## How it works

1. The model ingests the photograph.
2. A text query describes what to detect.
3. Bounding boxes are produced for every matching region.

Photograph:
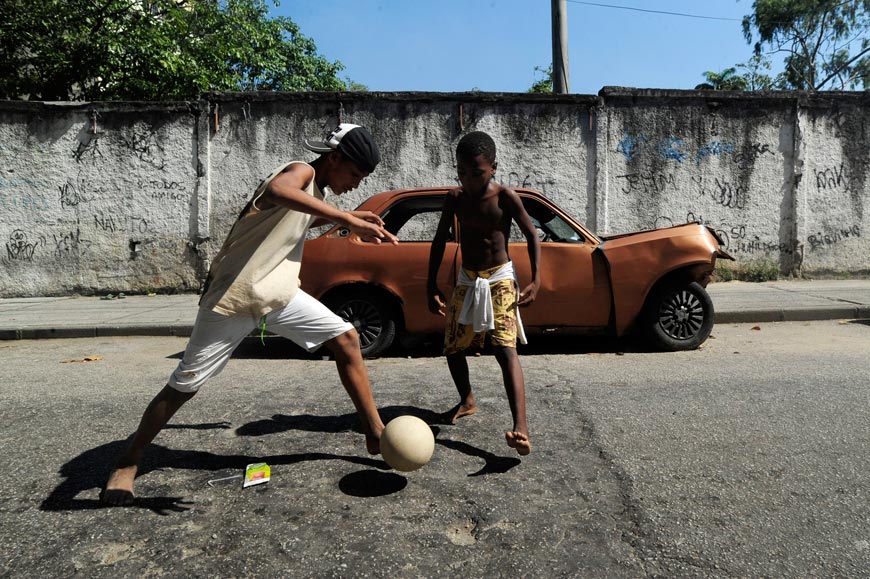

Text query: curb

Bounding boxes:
[716,306,870,324]
[2,308,869,340]
[0,325,195,340]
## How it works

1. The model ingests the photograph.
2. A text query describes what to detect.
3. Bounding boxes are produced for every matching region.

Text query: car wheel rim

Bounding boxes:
[336,300,382,349]
[658,290,704,340]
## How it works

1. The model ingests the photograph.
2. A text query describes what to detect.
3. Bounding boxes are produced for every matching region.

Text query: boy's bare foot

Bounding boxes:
[505,431,532,456]
[445,402,477,425]
[365,432,381,455]
[361,421,383,455]
[100,465,138,506]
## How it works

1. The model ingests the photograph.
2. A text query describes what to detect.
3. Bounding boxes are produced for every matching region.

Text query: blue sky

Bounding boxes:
[271,0,778,94]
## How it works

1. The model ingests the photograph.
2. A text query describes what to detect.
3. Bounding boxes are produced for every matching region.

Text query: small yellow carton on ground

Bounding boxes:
[243,462,270,488]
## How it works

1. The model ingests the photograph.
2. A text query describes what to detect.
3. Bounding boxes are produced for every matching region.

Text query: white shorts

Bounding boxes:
[168,289,353,393]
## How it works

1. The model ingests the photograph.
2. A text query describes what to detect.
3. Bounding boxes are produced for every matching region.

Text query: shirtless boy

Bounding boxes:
[426,131,541,455]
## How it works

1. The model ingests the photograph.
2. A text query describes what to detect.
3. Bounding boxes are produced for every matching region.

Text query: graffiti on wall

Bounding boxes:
[653,212,861,257]
[692,176,747,210]
[616,171,677,195]
[696,141,734,166]
[53,228,92,259]
[0,192,49,212]
[1,170,188,269]
[496,171,558,195]
[733,143,775,169]
[656,138,688,162]
[120,127,167,170]
[93,211,150,234]
[733,238,802,256]
[6,229,43,262]
[1,176,49,211]
[72,135,103,164]
[141,178,191,204]
[613,133,785,259]
[58,180,92,209]
[807,225,861,251]
[616,133,647,161]
[614,133,776,170]
[814,163,850,191]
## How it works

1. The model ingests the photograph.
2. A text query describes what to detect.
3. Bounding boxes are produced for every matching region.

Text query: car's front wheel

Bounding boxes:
[641,280,714,351]
[323,290,398,358]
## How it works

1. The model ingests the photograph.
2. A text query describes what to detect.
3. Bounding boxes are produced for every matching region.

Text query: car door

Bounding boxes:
[506,194,611,331]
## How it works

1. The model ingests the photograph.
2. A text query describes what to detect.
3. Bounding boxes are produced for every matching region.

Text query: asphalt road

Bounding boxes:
[0,320,868,578]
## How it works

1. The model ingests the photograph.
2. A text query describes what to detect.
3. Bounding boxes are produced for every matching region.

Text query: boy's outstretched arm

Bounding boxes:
[505,189,541,306]
[427,194,457,315]
[265,165,398,245]
[310,210,386,230]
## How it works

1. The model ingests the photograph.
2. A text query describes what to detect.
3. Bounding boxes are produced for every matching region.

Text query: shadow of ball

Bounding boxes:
[338,470,407,497]
[380,415,435,472]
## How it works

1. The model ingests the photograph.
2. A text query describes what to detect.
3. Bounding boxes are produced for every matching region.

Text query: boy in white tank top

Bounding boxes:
[102,124,398,506]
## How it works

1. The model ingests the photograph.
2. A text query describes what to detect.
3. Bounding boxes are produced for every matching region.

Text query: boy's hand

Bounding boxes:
[346,214,399,245]
[427,287,447,316]
[518,282,539,307]
[347,210,385,227]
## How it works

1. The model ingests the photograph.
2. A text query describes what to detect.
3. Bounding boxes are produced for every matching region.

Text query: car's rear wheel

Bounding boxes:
[324,290,397,358]
[641,280,714,351]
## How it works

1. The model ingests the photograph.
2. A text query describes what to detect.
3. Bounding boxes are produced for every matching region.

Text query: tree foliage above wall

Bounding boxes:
[528,65,554,94]
[695,68,751,90]
[743,0,870,90]
[0,0,348,100]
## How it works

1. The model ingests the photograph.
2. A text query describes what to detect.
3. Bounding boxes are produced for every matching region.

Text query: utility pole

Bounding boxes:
[551,0,569,93]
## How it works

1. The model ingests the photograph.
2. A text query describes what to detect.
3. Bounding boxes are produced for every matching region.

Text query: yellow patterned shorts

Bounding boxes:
[444,264,520,355]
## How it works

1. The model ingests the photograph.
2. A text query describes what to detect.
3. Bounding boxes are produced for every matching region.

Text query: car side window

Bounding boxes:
[509,197,585,243]
[381,196,454,242]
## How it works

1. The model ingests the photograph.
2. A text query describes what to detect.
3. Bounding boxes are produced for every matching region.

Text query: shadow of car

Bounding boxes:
[301,188,733,357]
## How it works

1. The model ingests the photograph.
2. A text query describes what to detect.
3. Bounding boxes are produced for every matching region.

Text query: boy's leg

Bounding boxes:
[102,308,255,505]
[489,277,531,455]
[266,290,384,454]
[323,329,384,455]
[445,352,477,424]
[101,386,196,506]
[443,284,477,423]
[493,346,531,455]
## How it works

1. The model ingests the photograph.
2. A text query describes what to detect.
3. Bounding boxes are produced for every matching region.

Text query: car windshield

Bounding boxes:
[510,196,585,243]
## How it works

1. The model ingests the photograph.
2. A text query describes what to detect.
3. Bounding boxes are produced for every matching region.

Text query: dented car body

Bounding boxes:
[301,188,733,356]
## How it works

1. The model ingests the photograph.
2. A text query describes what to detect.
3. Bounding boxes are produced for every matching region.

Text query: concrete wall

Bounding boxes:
[1,89,868,297]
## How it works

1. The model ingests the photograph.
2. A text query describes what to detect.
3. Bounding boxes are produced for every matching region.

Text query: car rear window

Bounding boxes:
[382,196,453,242]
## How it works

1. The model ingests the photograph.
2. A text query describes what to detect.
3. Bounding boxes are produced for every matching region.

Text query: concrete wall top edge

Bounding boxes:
[0,100,203,113]
[599,85,870,105]
[3,88,865,111]
[203,90,601,105]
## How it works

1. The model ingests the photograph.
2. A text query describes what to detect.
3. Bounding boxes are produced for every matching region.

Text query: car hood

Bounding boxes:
[599,222,732,257]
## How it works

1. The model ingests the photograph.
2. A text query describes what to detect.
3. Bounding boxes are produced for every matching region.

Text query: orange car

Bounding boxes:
[301,188,733,357]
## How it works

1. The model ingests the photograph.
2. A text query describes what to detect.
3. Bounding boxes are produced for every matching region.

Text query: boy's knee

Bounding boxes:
[326,328,361,356]
[493,345,518,361]
[162,383,198,402]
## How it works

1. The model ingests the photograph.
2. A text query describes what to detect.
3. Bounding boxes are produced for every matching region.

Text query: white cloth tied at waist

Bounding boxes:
[457,261,527,344]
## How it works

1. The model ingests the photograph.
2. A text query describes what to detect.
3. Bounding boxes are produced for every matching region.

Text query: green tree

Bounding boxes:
[742,0,870,90]
[343,78,369,91]
[0,0,350,100]
[529,65,554,93]
[734,54,785,90]
[695,67,751,90]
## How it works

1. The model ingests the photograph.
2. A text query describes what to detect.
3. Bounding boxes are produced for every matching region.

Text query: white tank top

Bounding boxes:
[199,161,323,318]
